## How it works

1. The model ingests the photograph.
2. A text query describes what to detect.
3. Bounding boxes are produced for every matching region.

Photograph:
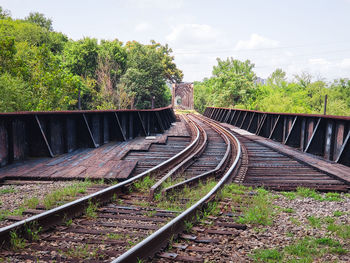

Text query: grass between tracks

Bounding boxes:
[252,237,348,262]
[0,179,105,222]
[159,181,349,262]
[242,186,350,262]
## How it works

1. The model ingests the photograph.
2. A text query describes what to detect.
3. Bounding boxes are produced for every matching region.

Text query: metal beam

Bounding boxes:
[82,114,98,148]
[35,115,54,157]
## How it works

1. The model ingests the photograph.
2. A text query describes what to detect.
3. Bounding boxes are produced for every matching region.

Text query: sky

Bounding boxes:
[1,0,350,82]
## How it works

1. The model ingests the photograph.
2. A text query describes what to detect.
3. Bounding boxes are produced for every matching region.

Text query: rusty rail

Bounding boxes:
[0,106,175,168]
[204,107,350,167]
[149,115,208,198]
[112,116,241,263]
[161,114,232,195]
[0,110,198,248]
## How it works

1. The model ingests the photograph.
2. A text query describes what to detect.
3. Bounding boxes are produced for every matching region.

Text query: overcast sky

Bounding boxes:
[1,0,350,82]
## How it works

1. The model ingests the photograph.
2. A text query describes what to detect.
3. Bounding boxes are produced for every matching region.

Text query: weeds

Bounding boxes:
[24,197,39,209]
[286,231,294,237]
[220,183,250,198]
[10,231,26,250]
[146,210,157,217]
[43,180,92,209]
[0,187,16,195]
[280,191,296,200]
[133,176,156,192]
[327,223,350,239]
[238,188,273,225]
[252,248,283,262]
[0,206,26,221]
[296,187,322,200]
[203,201,219,218]
[65,244,99,259]
[282,207,295,214]
[25,222,42,241]
[85,201,98,219]
[184,221,193,232]
[253,237,348,262]
[307,216,322,228]
[285,237,347,258]
[324,192,342,202]
[65,219,73,227]
[333,210,345,217]
[289,217,301,226]
[294,187,343,202]
[107,233,123,240]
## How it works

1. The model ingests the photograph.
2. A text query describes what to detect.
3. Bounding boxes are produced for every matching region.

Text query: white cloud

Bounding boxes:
[339,58,350,68]
[127,0,184,9]
[165,23,231,81]
[166,24,221,46]
[308,58,331,66]
[234,33,279,51]
[135,22,152,32]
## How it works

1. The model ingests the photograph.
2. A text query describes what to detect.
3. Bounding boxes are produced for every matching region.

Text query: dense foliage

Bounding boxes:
[194,58,350,116]
[0,7,182,112]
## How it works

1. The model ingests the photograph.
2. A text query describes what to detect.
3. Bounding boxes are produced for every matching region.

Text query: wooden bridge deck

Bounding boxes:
[0,120,190,182]
[221,123,350,190]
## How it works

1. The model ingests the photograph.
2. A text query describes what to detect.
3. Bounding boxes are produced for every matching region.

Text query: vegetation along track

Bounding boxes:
[149,115,350,263]
[0,114,241,262]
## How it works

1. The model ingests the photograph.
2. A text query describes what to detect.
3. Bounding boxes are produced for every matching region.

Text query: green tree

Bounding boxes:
[0,73,32,112]
[62,38,99,77]
[267,68,286,86]
[0,36,16,73]
[0,6,11,19]
[212,58,256,107]
[24,12,53,31]
[93,39,128,109]
[0,7,182,112]
[120,41,180,109]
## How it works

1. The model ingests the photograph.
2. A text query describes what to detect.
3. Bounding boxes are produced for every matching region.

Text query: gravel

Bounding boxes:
[211,191,350,262]
[0,181,90,228]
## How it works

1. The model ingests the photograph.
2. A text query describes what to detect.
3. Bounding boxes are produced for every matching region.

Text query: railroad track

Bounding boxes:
[233,132,350,192]
[148,114,350,262]
[2,112,347,262]
[0,114,241,262]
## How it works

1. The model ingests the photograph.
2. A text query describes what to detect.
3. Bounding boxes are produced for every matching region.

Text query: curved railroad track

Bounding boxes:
[2,111,346,262]
[0,114,241,263]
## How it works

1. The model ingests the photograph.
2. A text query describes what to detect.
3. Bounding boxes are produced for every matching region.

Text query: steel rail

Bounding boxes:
[161,114,232,195]
[0,116,201,248]
[112,116,242,263]
[149,115,208,198]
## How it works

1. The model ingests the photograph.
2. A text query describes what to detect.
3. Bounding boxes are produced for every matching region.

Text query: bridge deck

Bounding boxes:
[221,123,350,191]
[0,119,190,181]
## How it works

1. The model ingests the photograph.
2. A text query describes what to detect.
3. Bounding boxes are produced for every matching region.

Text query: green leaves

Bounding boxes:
[24,12,53,31]
[194,58,256,112]
[195,58,350,116]
[119,41,179,109]
[0,7,181,112]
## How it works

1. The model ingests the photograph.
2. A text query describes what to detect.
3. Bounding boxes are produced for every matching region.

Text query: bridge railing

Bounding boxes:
[204,107,350,167]
[0,106,176,168]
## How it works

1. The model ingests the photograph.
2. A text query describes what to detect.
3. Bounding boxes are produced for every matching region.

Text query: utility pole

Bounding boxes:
[323,94,327,115]
[78,89,81,110]
[151,96,155,109]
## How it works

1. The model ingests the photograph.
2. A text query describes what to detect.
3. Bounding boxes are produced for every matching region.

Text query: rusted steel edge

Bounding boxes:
[231,127,350,187]
[206,106,350,120]
[112,119,242,263]
[149,115,208,198]
[0,115,200,248]
[0,106,173,116]
[161,114,232,195]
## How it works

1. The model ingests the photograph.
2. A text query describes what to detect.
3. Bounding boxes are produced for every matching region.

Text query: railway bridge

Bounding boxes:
[0,106,349,262]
